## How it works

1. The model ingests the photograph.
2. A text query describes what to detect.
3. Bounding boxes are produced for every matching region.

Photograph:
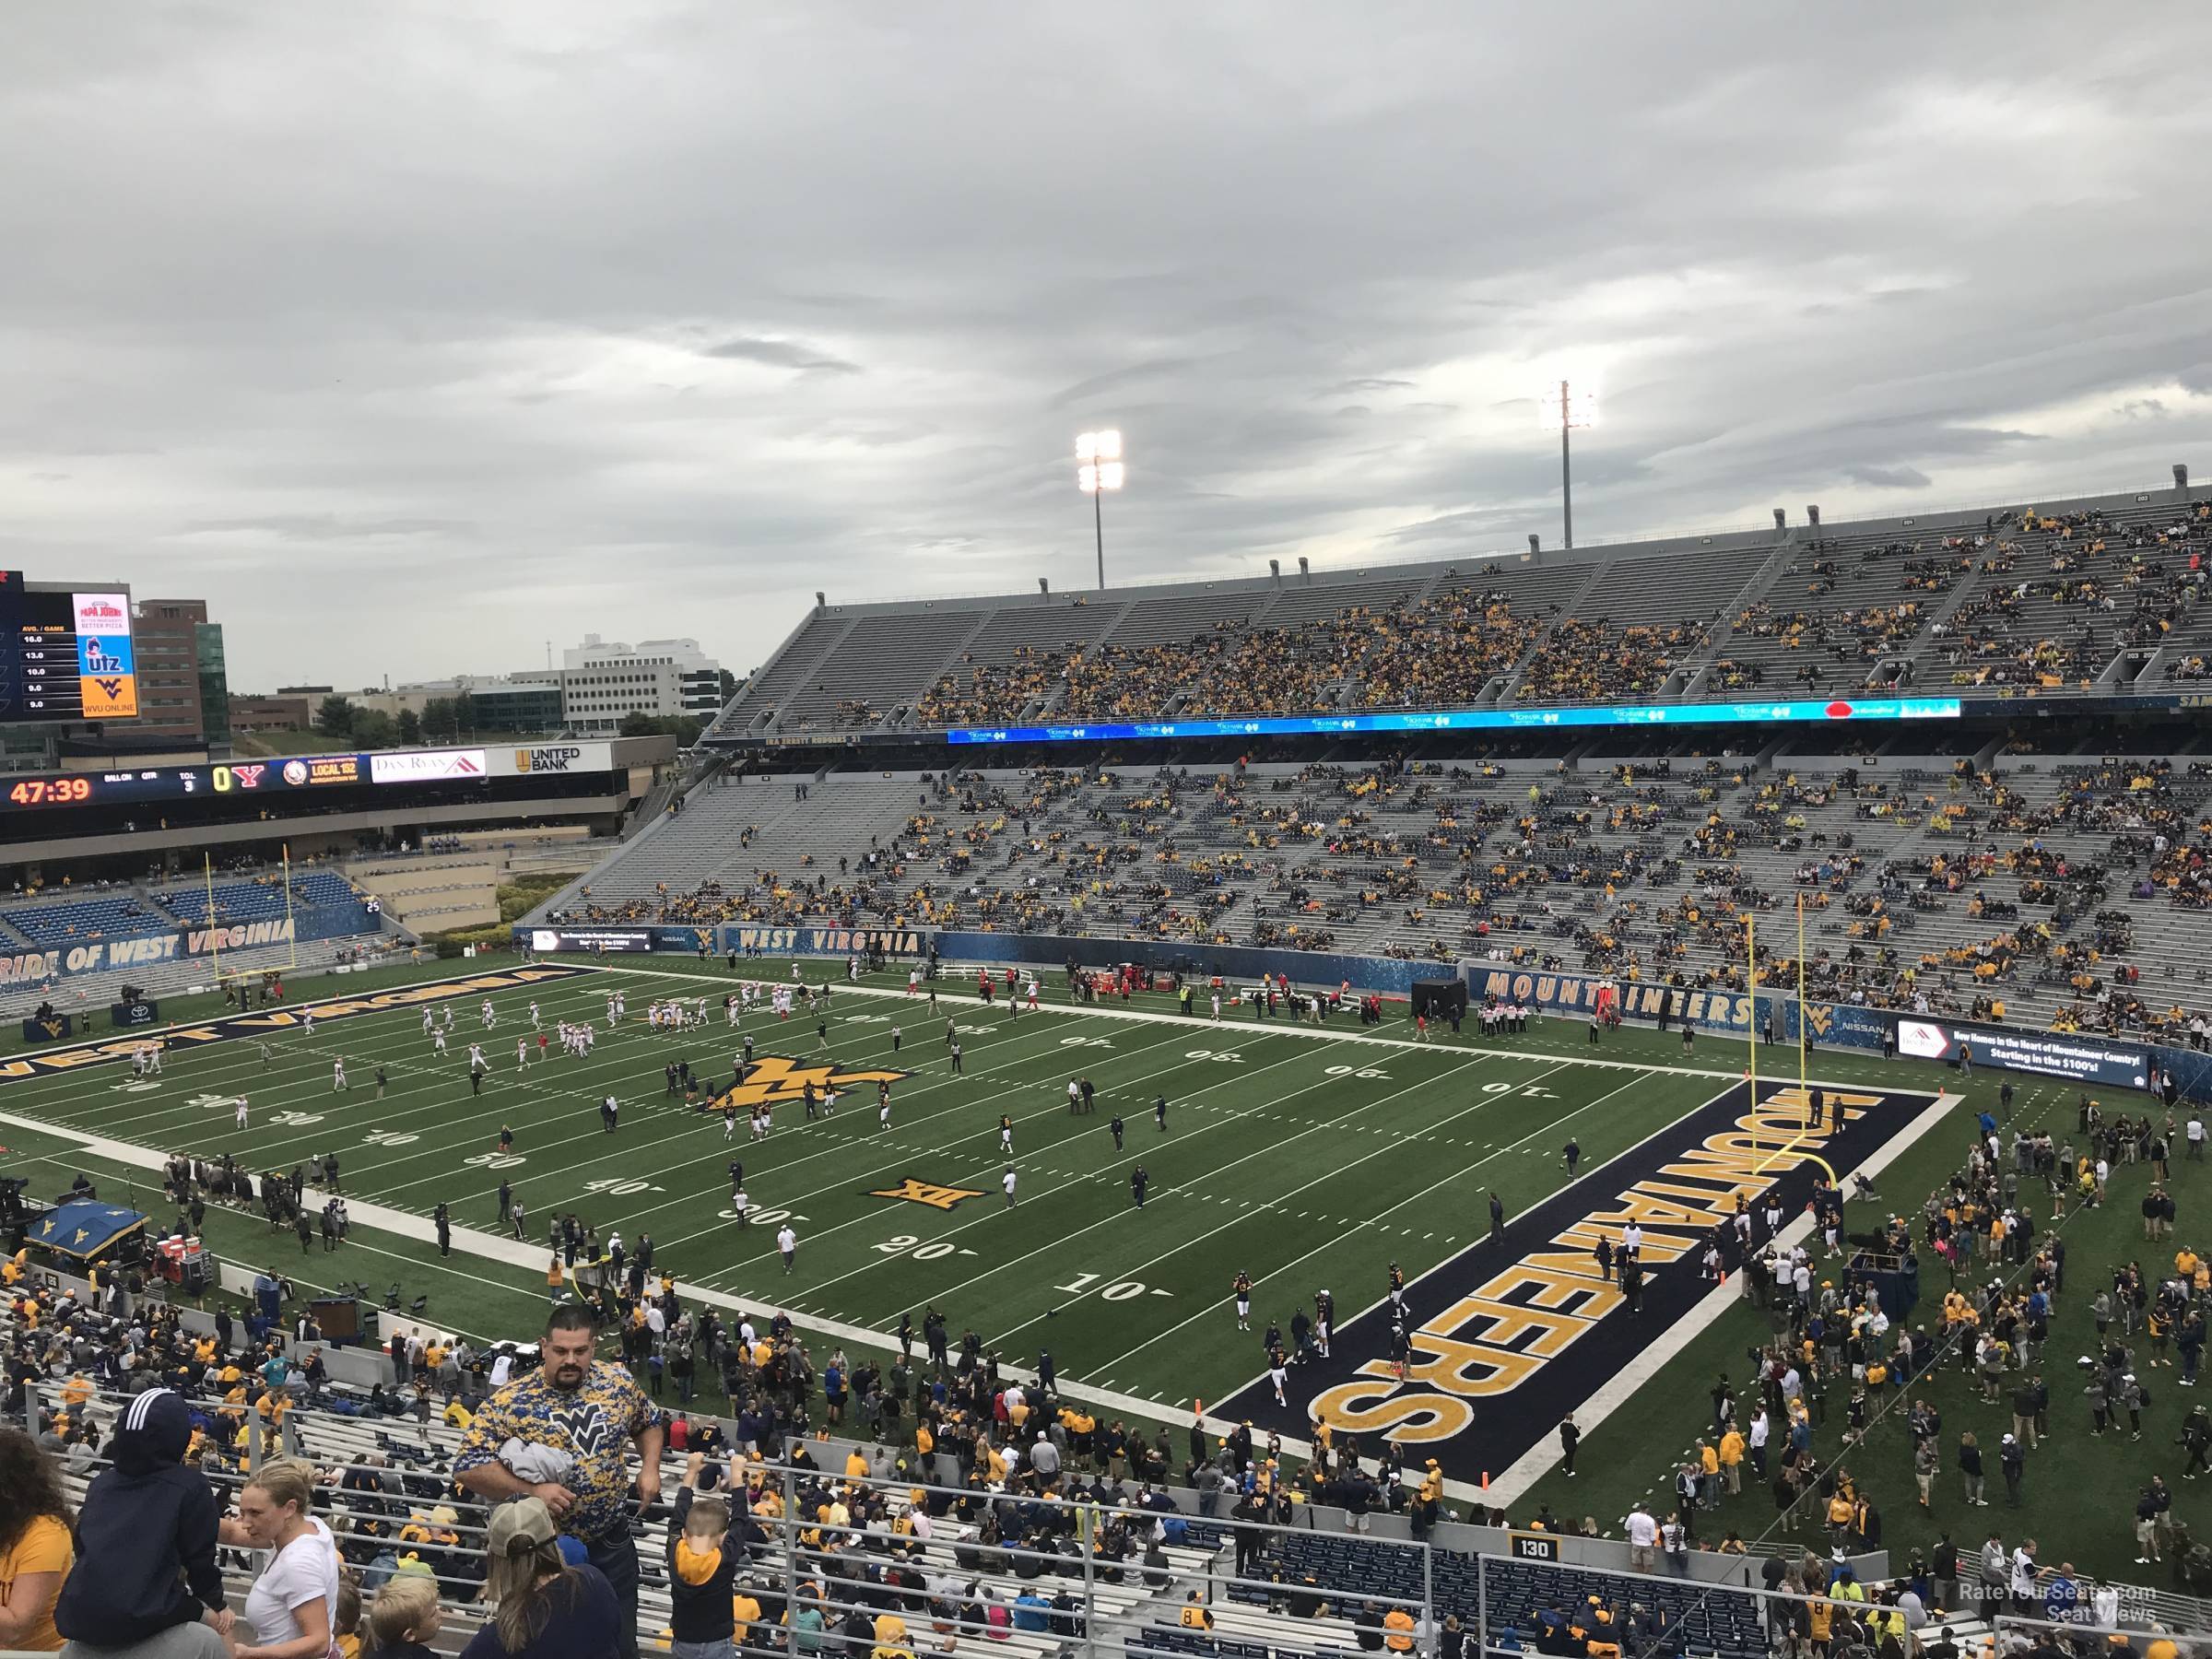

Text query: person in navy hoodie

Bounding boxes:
[52,1386,232,1657]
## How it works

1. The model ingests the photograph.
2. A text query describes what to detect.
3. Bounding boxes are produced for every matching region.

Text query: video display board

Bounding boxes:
[0,574,137,722]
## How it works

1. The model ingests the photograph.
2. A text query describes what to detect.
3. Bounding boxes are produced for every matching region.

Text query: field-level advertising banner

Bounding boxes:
[719,924,933,959]
[517,924,935,959]
[1219,1080,1938,1488]
[1894,1016,2149,1089]
[1463,965,1755,1035]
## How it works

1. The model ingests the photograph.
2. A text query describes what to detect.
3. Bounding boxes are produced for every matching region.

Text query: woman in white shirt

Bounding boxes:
[219,1458,339,1659]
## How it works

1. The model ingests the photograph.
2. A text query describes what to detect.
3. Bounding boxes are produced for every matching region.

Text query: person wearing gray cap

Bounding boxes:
[459,1496,622,1659]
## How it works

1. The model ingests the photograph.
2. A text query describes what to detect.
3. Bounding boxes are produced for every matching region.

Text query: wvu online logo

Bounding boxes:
[870,1177,985,1211]
[711,1055,907,1113]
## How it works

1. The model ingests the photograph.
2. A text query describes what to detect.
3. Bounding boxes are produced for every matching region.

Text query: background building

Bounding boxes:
[131,598,228,742]
[559,635,722,735]
[229,693,315,734]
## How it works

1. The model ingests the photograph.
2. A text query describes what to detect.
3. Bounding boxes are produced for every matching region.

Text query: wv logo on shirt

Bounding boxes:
[712,1055,907,1113]
[547,1401,620,1456]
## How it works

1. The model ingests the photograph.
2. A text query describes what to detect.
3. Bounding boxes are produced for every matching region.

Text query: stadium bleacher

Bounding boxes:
[709,487,2212,743]
[1,891,166,946]
[533,746,2212,1039]
[157,877,298,925]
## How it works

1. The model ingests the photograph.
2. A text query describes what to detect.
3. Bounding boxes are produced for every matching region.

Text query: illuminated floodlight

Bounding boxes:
[1076,429,1125,589]
[1077,429,1125,493]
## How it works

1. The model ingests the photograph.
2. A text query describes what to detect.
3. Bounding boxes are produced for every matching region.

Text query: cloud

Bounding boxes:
[700,335,861,374]
[1841,465,1932,489]
[1047,357,1206,410]
[1321,378,1416,396]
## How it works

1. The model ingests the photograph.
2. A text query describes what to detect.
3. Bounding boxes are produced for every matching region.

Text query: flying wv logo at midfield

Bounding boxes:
[711,1055,908,1113]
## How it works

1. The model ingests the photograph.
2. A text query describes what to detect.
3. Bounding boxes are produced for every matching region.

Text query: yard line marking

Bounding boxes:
[586,959,1756,1083]
[1088,1063,1654,1379]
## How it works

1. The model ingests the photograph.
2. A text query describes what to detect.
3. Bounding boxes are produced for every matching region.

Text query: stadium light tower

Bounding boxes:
[1536,380,1598,549]
[1076,429,1124,590]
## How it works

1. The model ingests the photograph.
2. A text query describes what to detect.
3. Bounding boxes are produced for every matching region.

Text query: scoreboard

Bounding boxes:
[0,747,494,814]
[0,574,138,723]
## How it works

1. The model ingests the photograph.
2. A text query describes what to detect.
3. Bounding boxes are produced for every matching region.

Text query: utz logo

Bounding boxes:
[282,760,310,786]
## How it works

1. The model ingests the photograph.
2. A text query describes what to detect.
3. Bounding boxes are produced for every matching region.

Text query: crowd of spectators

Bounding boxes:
[1517,618,1713,704]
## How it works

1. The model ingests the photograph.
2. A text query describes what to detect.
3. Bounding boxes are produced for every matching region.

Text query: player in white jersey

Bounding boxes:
[235,1097,249,1129]
[1026,979,1039,1010]
[332,1059,347,1091]
[517,1038,529,1070]
[422,1008,435,1035]
[468,1043,485,1070]
[302,1009,315,1036]
[529,1001,541,1030]
[433,1030,449,1055]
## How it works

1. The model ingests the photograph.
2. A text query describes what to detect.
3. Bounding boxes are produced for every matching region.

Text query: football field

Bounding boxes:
[0,955,1953,1495]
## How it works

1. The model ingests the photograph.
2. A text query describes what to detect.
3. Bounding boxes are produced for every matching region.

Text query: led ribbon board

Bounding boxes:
[945,696,1963,746]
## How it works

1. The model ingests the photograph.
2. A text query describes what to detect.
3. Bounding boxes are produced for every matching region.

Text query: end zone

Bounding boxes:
[1218,1077,1950,1495]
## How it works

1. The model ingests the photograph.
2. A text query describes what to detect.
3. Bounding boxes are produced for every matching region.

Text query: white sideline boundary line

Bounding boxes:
[0,1099,1211,1446]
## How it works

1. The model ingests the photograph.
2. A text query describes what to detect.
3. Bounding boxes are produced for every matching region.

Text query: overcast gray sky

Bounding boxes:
[5,3,2210,692]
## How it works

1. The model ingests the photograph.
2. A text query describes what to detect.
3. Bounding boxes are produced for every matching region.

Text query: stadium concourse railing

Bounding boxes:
[17,1376,1901,1659]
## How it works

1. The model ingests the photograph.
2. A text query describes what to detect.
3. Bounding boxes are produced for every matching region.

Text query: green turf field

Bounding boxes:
[0,958,1745,1405]
[6,952,2182,1583]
